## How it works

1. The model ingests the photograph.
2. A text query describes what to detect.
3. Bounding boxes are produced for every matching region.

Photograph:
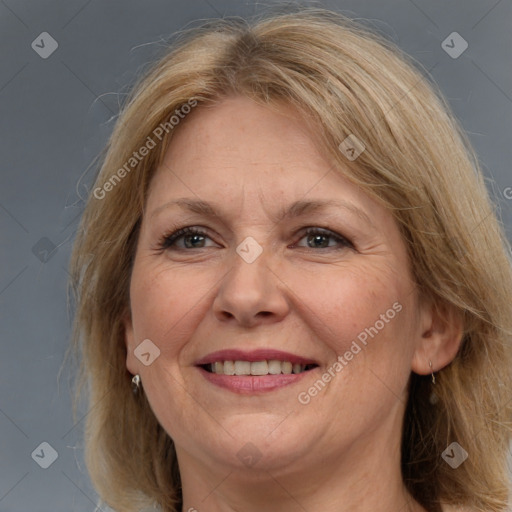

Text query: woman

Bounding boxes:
[70,7,512,512]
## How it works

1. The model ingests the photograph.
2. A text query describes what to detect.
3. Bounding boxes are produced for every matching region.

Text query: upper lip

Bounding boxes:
[195,349,319,366]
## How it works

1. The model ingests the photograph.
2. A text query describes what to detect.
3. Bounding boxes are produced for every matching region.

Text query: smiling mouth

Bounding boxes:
[200,360,318,376]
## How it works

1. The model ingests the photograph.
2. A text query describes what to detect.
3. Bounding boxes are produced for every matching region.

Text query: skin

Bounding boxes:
[124,96,463,512]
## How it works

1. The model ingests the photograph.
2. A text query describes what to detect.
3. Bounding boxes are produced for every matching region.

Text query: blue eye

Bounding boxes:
[158,226,353,251]
[159,227,214,250]
[293,227,353,250]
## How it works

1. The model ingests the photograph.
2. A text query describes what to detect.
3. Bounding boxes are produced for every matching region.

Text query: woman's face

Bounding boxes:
[124,96,429,478]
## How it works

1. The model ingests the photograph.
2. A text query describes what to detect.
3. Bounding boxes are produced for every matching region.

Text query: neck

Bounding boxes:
[178,421,427,512]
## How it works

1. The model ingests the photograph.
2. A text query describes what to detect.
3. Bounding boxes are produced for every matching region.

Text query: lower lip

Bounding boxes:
[197,367,312,393]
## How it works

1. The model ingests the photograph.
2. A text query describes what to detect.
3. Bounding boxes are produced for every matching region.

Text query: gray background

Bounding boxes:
[0,0,511,511]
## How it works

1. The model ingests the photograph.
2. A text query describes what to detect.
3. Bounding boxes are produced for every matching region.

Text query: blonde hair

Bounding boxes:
[69,7,512,512]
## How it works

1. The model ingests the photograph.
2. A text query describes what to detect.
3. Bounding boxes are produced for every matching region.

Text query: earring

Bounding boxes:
[429,360,436,385]
[428,360,438,405]
[131,374,141,394]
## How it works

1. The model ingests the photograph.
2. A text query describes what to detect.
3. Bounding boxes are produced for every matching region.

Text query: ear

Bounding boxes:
[411,299,464,375]
[123,310,139,375]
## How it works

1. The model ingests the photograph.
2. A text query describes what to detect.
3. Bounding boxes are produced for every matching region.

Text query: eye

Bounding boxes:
[292,227,354,250]
[157,226,354,252]
[158,227,218,250]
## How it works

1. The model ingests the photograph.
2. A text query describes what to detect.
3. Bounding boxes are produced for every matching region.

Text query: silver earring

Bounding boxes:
[428,361,439,405]
[429,360,436,385]
[131,374,141,394]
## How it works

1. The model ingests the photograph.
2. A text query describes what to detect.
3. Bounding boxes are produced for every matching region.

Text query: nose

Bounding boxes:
[212,244,290,328]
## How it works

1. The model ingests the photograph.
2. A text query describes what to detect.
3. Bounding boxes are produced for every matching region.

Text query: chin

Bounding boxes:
[205,416,313,471]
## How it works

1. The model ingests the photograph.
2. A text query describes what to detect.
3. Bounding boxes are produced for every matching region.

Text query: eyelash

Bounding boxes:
[157,226,354,252]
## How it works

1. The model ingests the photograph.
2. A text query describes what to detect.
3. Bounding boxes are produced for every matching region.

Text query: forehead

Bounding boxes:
[149,98,357,202]
[163,96,325,172]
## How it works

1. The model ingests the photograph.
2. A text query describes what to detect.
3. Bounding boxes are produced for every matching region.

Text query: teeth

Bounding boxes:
[224,361,235,375]
[251,361,268,375]
[234,360,251,375]
[208,360,311,376]
[281,361,292,374]
[268,360,282,374]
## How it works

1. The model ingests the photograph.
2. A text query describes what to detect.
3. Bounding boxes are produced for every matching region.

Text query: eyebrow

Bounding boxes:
[150,198,375,229]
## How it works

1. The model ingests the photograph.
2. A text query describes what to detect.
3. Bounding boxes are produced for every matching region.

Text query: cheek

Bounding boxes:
[127,264,211,431]
[291,266,415,422]
[288,261,405,356]
[128,263,212,354]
